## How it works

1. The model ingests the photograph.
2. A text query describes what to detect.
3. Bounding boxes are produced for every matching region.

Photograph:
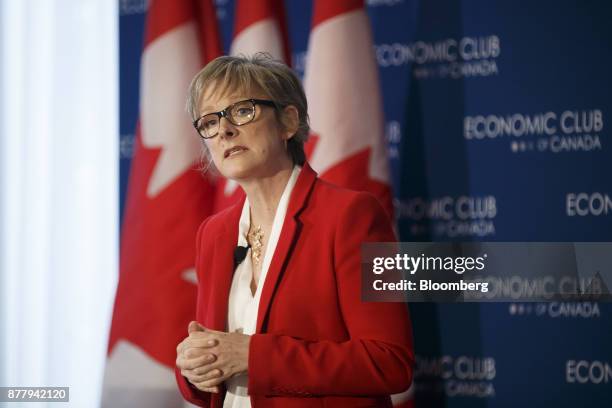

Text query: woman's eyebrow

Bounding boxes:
[199,95,248,115]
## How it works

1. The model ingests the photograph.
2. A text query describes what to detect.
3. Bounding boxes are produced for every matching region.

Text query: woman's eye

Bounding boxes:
[204,118,218,128]
[236,107,251,116]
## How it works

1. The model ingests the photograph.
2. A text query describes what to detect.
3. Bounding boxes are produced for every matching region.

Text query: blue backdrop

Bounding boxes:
[119,1,612,406]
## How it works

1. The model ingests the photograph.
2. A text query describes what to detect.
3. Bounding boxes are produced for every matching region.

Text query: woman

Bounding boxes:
[175,53,413,408]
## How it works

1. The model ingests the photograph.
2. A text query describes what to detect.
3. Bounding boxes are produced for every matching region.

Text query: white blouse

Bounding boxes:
[223,166,301,408]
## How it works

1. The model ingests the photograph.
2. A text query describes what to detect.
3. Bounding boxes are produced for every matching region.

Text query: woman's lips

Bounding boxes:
[224,145,248,158]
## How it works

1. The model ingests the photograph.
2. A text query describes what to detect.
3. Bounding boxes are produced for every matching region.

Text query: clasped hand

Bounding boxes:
[176,321,251,393]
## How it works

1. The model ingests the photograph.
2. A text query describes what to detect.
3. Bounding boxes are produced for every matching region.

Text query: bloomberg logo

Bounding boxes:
[566,360,611,384]
[566,193,612,216]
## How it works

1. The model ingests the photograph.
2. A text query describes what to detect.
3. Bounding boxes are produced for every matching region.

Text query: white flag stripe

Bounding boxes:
[140,22,203,197]
[304,9,389,183]
[221,18,285,198]
[230,18,284,59]
[102,341,183,406]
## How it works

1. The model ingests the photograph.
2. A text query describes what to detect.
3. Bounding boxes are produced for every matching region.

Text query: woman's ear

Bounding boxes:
[282,105,299,140]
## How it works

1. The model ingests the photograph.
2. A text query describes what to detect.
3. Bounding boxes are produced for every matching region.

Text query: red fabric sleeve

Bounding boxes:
[175,368,212,407]
[175,218,213,407]
[248,193,414,396]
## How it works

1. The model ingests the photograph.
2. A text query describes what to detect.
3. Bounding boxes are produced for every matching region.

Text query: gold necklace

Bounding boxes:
[247,225,264,266]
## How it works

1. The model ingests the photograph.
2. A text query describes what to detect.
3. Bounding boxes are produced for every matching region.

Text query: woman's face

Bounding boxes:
[198,85,295,181]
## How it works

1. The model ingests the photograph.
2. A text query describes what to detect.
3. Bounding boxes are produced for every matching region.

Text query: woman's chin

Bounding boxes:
[218,160,255,181]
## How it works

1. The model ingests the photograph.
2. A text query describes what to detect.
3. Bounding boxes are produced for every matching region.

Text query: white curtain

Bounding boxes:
[0,1,118,407]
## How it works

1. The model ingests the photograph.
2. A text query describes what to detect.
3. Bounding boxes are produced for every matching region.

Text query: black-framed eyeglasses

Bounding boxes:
[193,98,277,139]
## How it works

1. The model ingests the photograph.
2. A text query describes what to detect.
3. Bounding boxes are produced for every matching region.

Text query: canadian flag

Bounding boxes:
[304,0,394,217]
[102,0,221,406]
[304,1,411,406]
[213,0,291,211]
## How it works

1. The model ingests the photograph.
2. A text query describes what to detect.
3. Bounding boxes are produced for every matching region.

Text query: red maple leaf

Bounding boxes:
[108,125,215,367]
[305,132,394,218]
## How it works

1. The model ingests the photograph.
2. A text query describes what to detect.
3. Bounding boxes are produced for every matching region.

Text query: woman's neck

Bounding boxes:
[240,163,294,228]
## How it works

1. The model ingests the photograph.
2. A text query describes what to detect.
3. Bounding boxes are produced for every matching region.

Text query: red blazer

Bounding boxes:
[176,163,414,407]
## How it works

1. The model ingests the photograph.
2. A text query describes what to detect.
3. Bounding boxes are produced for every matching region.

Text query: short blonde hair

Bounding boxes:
[187,53,310,165]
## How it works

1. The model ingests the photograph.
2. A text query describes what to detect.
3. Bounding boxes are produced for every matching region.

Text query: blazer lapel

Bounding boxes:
[256,163,318,333]
[210,199,244,331]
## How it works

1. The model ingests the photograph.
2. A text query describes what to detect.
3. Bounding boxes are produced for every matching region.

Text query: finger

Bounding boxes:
[202,327,224,335]
[182,365,218,381]
[192,354,217,372]
[187,322,224,336]
[195,385,219,393]
[184,347,213,359]
[188,368,223,383]
[194,375,225,390]
[181,368,201,385]
[183,366,220,386]
[186,358,221,377]
[186,332,215,341]
[181,368,198,383]
[177,353,210,370]
[184,360,225,380]
[184,335,218,348]
[188,321,206,333]
[176,339,188,355]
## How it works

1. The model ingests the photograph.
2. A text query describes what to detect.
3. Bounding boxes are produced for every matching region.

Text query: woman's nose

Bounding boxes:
[218,117,236,138]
